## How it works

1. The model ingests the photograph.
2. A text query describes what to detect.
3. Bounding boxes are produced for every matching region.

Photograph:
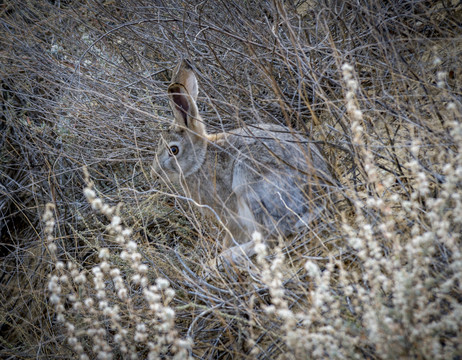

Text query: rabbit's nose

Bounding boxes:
[150,166,160,180]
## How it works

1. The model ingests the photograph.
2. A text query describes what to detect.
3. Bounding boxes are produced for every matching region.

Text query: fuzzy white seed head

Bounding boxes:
[305,261,320,278]
[156,278,170,290]
[111,216,121,227]
[99,248,110,259]
[126,241,137,252]
[83,188,96,200]
[252,231,263,242]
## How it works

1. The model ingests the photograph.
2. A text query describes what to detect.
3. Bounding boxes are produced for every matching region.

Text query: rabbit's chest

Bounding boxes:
[192,172,234,207]
[189,152,237,210]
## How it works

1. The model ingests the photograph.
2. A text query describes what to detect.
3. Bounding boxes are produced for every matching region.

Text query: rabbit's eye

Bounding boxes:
[169,145,179,156]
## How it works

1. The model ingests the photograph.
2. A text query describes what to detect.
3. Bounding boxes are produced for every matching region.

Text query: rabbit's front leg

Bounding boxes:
[220,240,257,266]
[207,240,257,274]
[206,231,258,273]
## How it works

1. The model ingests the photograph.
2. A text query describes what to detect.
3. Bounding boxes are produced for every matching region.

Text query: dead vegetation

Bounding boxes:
[1,0,461,359]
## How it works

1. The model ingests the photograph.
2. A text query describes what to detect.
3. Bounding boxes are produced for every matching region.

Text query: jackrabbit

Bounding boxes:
[153,60,334,266]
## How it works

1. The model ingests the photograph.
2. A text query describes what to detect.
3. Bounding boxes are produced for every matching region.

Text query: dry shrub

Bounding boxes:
[1,0,461,359]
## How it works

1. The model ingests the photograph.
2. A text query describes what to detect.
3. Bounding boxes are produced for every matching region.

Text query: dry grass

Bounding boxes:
[1,0,461,359]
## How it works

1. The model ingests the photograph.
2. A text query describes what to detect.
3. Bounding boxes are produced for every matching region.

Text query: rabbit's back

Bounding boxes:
[228,124,330,177]
[222,124,332,238]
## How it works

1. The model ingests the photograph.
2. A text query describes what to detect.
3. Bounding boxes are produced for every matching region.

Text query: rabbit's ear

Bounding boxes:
[171,60,198,101]
[167,61,205,135]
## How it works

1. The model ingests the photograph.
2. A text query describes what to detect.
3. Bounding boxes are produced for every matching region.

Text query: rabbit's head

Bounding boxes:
[153,60,209,182]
